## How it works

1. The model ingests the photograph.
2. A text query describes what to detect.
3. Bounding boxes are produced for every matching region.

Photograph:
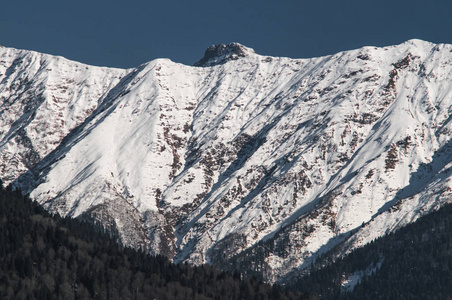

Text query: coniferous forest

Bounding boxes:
[287,202,452,299]
[0,182,312,300]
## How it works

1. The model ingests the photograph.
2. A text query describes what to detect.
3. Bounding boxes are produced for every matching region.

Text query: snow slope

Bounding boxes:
[1,40,452,283]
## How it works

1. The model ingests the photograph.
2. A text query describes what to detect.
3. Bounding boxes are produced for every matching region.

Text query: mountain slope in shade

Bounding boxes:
[1,40,452,283]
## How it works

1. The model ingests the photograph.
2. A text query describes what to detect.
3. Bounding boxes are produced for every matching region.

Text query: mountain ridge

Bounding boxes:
[1,39,452,283]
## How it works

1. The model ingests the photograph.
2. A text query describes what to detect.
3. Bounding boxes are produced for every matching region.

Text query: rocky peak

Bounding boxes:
[194,42,254,67]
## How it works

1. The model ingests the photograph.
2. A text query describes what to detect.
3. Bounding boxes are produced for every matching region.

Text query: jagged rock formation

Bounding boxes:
[1,39,452,283]
[194,42,252,66]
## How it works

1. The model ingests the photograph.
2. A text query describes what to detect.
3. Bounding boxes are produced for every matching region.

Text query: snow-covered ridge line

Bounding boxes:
[1,39,452,283]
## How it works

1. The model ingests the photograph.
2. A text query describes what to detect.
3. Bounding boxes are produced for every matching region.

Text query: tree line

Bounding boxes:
[0,181,313,299]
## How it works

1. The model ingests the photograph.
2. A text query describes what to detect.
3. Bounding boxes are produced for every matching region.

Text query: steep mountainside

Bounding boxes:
[1,40,452,283]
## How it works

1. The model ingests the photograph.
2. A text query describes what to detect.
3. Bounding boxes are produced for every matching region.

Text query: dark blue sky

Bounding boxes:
[1,0,451,68]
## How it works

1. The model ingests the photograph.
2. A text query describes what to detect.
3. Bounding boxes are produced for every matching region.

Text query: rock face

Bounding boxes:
[2,40,452,283]
[194,42,252,66]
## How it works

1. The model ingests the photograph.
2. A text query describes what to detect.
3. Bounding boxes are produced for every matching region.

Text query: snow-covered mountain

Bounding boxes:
[1,40,452,283]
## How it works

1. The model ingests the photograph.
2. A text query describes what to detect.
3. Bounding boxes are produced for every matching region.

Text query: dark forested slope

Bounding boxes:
[0,182,311,300]
[287,203,452,299]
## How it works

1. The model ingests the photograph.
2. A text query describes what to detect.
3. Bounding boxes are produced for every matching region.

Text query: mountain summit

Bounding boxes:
[194,42,255,66]
[1,40,452,283]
